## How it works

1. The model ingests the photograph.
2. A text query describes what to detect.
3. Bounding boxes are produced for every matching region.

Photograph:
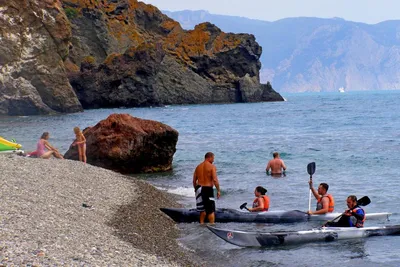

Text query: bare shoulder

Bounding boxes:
[322,196,330,203]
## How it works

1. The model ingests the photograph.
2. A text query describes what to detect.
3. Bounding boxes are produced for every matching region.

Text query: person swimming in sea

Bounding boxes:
[266,152,286,176]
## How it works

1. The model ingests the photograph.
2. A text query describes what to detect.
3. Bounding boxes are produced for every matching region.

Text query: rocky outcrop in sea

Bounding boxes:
[0,0,284,116]
[64,113,178,173]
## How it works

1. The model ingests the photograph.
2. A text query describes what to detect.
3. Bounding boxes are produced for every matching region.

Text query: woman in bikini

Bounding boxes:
[35,132,64,159]
[72,127,87,163]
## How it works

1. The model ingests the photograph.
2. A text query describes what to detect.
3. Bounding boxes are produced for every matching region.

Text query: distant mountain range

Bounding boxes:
[165,10,400,92]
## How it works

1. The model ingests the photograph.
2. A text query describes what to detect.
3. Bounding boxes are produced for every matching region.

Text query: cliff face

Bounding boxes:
[0,1,283,116]
[0,0,82,115]
[64,0,283,108]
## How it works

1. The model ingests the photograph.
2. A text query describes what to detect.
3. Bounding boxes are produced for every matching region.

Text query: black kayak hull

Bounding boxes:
[160,207,391,224]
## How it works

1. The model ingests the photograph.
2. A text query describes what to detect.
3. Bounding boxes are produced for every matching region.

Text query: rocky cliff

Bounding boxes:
[0,1,283,116]
[0,0,82,115]
[166,10,400,92]
[63,0,283,108]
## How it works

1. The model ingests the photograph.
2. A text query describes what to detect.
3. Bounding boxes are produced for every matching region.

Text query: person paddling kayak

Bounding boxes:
[307,180,335,215]
[248,186,270,212]
[325,195,366,227]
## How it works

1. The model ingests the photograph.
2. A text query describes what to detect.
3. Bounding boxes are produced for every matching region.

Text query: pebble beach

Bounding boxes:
[0,154,203,266]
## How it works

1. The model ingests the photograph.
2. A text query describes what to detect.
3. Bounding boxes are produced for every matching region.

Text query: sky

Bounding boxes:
[140,0,400,24]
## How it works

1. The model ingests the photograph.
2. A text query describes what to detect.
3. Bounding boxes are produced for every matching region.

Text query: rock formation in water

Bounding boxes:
[0,0,283,116]
[64,0,284,108]
[64,113,178,173]
[0,0,82,115]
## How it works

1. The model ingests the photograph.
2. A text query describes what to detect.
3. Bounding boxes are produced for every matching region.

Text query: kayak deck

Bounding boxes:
[207,225,400,247]
[160,207,391,223]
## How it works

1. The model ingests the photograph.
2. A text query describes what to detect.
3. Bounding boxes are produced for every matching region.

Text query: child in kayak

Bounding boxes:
[72,127,87,163]
[248,186,269,212]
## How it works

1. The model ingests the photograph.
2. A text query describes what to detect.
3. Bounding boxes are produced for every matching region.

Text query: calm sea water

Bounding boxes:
[2,90,400,266]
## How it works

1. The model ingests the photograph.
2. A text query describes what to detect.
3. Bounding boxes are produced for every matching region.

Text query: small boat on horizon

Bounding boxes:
[338,87,345,93]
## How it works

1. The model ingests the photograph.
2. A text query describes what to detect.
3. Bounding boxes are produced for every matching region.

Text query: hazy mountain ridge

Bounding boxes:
[165,10,400,92]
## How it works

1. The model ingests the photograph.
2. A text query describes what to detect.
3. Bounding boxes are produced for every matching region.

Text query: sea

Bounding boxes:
[2,90,400,266]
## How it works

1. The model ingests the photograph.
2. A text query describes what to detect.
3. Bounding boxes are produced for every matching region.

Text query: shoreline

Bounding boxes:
[0,155,203,266]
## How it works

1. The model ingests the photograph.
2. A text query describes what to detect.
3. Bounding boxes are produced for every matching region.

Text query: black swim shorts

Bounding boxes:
[195,185,204,211]
[200,186,215,214]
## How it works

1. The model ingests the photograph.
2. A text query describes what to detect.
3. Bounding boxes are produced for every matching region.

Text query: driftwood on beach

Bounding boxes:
[0,155,202,266]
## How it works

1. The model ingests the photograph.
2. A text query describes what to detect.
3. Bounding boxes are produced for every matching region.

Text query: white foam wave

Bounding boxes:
[156,186,195,198]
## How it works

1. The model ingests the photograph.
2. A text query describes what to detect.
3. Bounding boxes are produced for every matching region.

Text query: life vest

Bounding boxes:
[351,207,366,228]
[316,194,335,212]
[252,195,270,211]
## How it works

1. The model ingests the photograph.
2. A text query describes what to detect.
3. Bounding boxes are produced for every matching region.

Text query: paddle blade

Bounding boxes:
[307,162,316,176]
[240,202,248,210]
[357,196,371,206]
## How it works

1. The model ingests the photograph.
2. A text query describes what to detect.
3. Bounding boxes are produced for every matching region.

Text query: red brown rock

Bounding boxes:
[64,114,178,173]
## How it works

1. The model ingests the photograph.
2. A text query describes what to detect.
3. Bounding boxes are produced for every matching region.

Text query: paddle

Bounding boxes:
[323,196,371,226]
[240,202,250,211]
[307,162,316,212]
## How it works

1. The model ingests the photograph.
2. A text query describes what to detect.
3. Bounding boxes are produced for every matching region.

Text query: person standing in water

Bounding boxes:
[248,186,270,212]
[35,132,64,159]
[72,127,87,163]
[266,152,287,175]
[193,152,221,224]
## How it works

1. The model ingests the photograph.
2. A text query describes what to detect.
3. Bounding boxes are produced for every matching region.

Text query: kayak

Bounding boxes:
[160,207,391,223]
[207,224,400,247]
[0,136,22,151]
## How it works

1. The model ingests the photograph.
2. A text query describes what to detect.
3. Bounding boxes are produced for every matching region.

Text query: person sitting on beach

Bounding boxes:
[34,132,64,159]
[325,195,365,228]
[248,186,269,212]
[307,181,334,215]
[72,127,87,163]
[266,152,286,176]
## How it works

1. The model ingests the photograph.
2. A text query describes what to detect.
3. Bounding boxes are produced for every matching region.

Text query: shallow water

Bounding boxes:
[2,90,400,266]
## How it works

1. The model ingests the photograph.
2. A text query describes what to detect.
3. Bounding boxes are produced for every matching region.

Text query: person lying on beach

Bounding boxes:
[33,132,64,159]
[248,186,270,212]
[72,127,87,163]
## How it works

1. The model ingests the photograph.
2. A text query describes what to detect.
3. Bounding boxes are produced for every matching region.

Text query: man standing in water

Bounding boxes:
[193,152,221,224]
[266,152,287,175]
